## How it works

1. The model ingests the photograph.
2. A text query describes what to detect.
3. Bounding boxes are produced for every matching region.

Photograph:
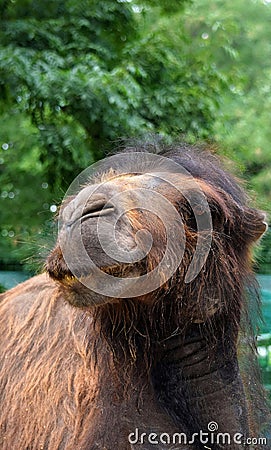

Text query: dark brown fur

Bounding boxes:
[0,144,269,449]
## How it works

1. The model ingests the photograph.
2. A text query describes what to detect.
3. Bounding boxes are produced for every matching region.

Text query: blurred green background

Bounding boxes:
[0,0,270,386]
[0,0,270,272]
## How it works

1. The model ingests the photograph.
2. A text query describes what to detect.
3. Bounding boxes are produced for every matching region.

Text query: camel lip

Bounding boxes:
[50,264,128,284]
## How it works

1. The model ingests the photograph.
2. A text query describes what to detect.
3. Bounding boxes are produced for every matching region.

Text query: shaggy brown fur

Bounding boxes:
[0,143,269,450]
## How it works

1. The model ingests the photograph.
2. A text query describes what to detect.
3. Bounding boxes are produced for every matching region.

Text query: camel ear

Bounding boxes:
[243,208,268,242]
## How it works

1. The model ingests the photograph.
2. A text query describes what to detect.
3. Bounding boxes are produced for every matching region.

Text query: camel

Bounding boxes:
[0,144,269,449]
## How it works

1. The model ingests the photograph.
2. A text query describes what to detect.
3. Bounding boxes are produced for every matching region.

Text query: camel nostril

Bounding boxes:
[63,195,115,228]
[81,199,115,221]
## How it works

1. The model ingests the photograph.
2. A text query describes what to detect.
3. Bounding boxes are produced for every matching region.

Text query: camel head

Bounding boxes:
[46,147,267,323]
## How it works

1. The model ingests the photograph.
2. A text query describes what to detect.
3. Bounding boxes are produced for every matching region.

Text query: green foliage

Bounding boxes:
[257,230,271,275]
[0,110,56,266]
[184,0,271,271]
[0,0,270,272]
[0,0,228,267]
[0,0,227,184]
[185,0,271,203]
